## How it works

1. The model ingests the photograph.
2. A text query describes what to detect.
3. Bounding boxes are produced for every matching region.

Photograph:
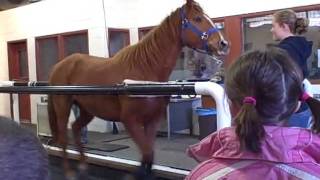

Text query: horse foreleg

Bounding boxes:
[123,119,157,180]
[140,119,160,176]
[143,119,160,160]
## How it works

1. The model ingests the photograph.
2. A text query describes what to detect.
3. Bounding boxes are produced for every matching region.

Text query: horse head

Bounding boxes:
[180,0,229,60]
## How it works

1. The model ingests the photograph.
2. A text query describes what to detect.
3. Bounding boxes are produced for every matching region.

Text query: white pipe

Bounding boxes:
[194,82,231,130]
[0,81,14,87]
[1,80,232,129]
[303,79,315,97]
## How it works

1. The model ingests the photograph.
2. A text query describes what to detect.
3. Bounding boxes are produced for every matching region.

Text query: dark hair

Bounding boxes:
[306,97,320,133]
[273,9,309,35]
[0,116,48,180]
[225,47,320,153]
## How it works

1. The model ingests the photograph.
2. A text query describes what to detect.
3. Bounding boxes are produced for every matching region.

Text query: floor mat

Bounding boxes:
[42,135,130,153]
[101,134,130,143]
[84,143,129,152]
[67,142,129,152]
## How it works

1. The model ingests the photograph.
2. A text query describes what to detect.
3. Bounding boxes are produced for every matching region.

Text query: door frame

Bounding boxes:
[7,39,31,123]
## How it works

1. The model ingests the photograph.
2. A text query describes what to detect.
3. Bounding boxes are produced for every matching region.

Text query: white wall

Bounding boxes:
[104,0,184,28]
[0,38,10,117]
[104,0,320,28]
[0,0,109,131]
[197,0,319,18]
[0,0,319,132]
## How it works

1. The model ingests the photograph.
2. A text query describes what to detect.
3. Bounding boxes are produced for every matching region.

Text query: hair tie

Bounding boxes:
[300,92,311,102]
[243,96,256,106]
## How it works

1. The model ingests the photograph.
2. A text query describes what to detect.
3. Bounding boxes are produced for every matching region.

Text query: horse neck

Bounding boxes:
[136,9,182,81]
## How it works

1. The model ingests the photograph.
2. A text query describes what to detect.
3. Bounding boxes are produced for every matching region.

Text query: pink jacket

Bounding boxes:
[186,126,320,180]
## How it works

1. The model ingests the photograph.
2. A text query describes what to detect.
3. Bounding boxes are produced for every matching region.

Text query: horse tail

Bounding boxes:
[47,95,58,142]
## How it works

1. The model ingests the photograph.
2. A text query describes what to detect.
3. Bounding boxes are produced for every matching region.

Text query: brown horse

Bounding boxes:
[47,0,229,179]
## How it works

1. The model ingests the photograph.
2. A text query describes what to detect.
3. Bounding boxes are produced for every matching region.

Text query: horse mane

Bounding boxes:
[109,1,207,80]
[112,7,182,72]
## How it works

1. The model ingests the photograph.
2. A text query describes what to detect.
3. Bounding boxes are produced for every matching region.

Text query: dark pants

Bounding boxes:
[288,108,312,128]
[72,105,88,144]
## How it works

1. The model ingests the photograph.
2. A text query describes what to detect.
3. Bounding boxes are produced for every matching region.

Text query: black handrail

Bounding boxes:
[0,81,197,95]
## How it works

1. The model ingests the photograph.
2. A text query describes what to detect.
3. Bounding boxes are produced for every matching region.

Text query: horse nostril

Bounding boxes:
[219,40,228,48]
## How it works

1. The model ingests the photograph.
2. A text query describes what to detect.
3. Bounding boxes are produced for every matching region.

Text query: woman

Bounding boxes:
[271,9,313,128]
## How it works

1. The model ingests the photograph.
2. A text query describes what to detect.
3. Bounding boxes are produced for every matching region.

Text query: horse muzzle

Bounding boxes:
[207,39,230,57]
[218,40,230,56]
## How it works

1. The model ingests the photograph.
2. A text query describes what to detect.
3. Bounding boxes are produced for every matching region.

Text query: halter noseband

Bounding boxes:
[180,7,220,55]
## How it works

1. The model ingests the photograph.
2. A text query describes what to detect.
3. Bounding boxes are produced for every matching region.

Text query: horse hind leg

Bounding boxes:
[52,95,75,180]
[71,105,93,177]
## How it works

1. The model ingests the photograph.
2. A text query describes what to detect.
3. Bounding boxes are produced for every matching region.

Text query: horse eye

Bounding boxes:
[194,16,202,22]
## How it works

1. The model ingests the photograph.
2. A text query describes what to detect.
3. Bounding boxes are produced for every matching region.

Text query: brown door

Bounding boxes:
[8,41,31,123]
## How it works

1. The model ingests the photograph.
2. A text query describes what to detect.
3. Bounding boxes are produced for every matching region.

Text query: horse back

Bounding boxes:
[49,53,125,86]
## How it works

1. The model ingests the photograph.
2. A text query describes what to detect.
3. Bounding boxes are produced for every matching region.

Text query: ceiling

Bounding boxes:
[0,0,41,11]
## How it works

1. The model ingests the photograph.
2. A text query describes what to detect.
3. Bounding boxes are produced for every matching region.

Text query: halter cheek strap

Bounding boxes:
[180,7,219,54]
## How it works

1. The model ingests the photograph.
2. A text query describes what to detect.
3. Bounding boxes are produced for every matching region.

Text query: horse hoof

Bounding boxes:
[122,174,135,180]
[65,170,77,180]
[78,171,89,180]
[134,170,155,180]
[78,162,88,172]
[134,161,155,180]
[78,163,89,180]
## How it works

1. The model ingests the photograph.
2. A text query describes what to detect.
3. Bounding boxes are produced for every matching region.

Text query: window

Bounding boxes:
[36,31,88,81]
[243,12,307,52]
[18,47,28,78]
[63,33,89,56]
[36,37,59,81]
[306,10,320,79]
[137,22,224,81]
[169,47,222,81]
[138,27,154,40]
[170,22,225,81]
[243,10,320,79]
[243,15,274,52]
[108,28,130,57]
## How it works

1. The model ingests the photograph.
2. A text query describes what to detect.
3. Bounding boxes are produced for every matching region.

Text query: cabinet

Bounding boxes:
[162,97,200,139]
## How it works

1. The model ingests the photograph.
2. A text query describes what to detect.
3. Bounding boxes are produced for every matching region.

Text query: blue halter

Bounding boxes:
[180,7,220,54]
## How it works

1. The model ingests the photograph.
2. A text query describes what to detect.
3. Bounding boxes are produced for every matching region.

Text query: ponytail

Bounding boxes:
[295,17,309,34]
[235,104,265,153]
[306,97,320,133]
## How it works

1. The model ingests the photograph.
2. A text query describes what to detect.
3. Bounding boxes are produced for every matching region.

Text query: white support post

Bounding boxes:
[12,94,20,124]
[194,82,231,130]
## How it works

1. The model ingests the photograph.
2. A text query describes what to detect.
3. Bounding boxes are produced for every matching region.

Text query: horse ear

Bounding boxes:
[186,0,194,7]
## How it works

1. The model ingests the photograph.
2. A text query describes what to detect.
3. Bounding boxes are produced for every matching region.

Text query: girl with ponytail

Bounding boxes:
[186,47,320,180]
